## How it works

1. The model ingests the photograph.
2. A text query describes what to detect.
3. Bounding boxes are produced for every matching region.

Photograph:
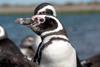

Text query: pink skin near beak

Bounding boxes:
[32,16,37,21]
[36,11,46,15]
[32,16,45,23]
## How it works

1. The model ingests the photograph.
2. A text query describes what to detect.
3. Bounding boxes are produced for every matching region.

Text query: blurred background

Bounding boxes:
[0,0,100,60]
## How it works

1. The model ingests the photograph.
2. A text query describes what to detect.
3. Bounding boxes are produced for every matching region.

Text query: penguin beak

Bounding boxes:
[15,18,33,25]
[15,16,45,27]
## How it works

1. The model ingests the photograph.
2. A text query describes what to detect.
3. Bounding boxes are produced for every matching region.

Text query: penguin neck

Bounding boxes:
[40,29,68,41]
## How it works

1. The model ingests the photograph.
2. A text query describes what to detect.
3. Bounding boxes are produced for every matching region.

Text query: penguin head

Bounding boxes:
[20,36,34,47]
[34,3,57,17]
[0,25,7,40]
[81,60,93,67]
[28,15,63,36]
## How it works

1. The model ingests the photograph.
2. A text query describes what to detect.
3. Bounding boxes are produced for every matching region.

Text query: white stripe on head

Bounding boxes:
[38,5,57,17]
[0,26,5,37]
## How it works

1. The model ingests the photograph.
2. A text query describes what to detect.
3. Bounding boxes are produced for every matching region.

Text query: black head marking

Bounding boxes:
[34,3,52,15]
[34,3,56,17]
[39,17,58,31]
[46,9,53,15]
[30,16,58,35]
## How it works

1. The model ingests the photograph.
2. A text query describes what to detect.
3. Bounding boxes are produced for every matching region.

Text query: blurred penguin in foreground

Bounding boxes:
[0,25,24,57]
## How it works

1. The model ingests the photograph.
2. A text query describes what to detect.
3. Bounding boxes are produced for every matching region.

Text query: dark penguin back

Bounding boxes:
[0,38,24,57]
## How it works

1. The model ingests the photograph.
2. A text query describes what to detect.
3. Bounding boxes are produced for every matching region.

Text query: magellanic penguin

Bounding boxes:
[0,25,24,57]
[15,15,82,67]
[15,3,57,53]
[34,3,57,52]
[19,36,35,60]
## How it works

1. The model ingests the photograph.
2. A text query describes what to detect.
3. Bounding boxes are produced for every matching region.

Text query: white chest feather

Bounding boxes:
[38,5,56,17]
[34,34,41,52]
[40,40,77,67]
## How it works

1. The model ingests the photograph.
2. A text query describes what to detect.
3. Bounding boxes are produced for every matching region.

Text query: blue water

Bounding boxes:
[0,14,100,60]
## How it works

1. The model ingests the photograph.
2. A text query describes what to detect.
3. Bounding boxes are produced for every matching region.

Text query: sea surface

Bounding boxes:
[0,13,100,60]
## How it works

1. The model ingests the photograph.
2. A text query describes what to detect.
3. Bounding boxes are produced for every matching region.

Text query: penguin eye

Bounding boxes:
[39,12,42,14]
[42,11,46,14]
[39,18,45,23]
[40,19,44,22]
[38,11,46,15]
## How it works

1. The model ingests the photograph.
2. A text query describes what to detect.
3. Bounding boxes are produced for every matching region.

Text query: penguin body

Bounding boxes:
[39,36,76,67]
[0,25,24,57]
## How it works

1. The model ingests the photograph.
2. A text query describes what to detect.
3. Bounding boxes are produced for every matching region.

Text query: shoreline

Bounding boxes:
[1,10,100,15]
[0,4,100,15]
